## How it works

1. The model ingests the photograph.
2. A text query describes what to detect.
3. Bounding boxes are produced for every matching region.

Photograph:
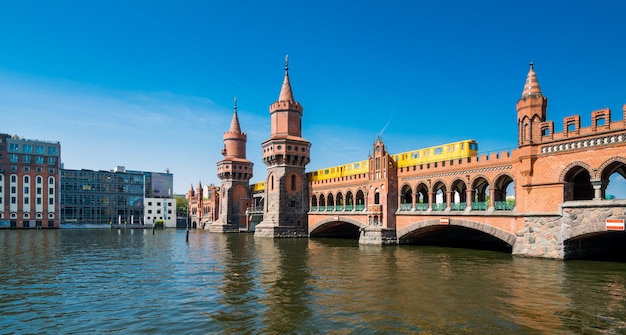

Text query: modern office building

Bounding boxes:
[60,166,175,227]
[0,133,61,228]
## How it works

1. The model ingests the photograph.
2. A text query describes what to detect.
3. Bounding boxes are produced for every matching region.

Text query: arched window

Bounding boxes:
[291,174,296,191]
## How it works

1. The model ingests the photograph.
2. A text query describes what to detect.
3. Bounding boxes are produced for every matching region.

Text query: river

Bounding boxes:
[1,229,625,334]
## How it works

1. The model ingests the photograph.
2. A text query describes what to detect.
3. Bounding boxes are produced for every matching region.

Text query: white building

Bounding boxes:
[144,197,177,228]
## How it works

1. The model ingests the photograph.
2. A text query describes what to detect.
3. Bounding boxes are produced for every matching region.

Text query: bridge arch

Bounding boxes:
[560,161,594,181]
[400,184,412,208]
[309,216,367,238]
[450,178,468,204]
[397,218,516,251]
[598,157,626,200]
[561,162,594,201]
[327,192,335,210]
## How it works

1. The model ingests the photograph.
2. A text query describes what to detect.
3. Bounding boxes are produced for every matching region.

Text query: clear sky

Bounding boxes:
[1,0,625,194]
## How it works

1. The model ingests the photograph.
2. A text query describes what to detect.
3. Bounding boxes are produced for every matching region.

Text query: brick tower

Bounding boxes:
[211,98,253,233]
[254,56,311,238]
[516,62,548,184]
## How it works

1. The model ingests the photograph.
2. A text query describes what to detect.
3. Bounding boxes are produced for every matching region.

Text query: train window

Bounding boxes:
[461,143,465,150]
[469,143,478,150]
[354,163,360,169]
[324,169,329,175]
[412,152,419,158]
[434,147,443,155]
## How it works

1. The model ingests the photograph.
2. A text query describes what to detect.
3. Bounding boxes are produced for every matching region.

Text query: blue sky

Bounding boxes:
[1,0,625,194]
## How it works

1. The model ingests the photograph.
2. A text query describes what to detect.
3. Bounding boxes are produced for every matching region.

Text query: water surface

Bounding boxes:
[1,229,625,334]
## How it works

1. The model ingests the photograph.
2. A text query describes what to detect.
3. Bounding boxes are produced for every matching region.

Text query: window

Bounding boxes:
[11,175,17,183]
[49,188,54,195]
[48,168,54,174]
[24,176,29,183]
[23,144,32,153]
[148,202,152,206]
[11,197,16,204]
[49,198,54,205]
[24,197,29,205]
[48,177,54,184]
[47,157,56,165]
[24,186,29,194]
[434,147,443,155]
[11,186,16,194]
[9,154,18,163]
[35,145,44,154]
[35,156,44,164]
[412,152,419,159]
[47,146,58,155]
[148,210,152,214]
[9,143,19,152]
[36,176,42,184]
[23,167,30,172]
[36,198,41,205]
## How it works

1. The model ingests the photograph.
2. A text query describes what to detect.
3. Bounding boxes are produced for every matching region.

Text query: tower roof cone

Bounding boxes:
[229,97,242,133]
[278,55,295,102]
[521,62,543,98]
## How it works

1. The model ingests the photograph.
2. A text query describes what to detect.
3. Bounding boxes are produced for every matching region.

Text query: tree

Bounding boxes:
[175,195,188,216]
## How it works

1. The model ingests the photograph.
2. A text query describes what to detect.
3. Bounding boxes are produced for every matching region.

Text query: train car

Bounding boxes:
[250,181,266,192]
[307,139,478,181]
[307,165,342,182]
[394,139,478,168]
[342,159,369,178]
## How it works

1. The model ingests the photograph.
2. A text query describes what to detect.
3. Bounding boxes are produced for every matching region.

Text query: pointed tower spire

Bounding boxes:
[229,97,242,133]
[278,54,295,102]
[521,62,543,98]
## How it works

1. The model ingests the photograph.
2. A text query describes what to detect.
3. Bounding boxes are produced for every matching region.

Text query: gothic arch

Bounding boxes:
[396,218,516,246]
[562,163,594,201]
[560,161,594,181]
[599,157,626,179]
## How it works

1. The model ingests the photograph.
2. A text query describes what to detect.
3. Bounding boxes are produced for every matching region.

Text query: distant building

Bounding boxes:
[186,181,219,229]
[0,133,61,228]
[60,166,176,227]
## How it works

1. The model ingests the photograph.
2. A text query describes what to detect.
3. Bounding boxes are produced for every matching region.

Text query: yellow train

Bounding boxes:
[393,139,478,168]
[307,159,369,182]
[306,139,478,182]
[250,181,266,192]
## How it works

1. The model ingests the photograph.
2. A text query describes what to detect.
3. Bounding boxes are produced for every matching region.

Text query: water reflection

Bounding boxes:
[1,230,626,334]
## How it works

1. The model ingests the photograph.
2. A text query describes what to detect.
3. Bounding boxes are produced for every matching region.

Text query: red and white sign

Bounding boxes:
[606,218,625,231]
[440,217,449,225]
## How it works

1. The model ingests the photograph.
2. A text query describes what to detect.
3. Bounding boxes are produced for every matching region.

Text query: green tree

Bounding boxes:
[175,195,189,216]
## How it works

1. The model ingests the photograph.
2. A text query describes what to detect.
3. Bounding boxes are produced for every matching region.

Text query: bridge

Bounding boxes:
[192,62,626,261]
[304,64,626,260]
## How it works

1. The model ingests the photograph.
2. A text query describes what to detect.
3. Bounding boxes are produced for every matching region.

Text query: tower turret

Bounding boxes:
[516,62,548,146]
[211,98,254,233]
[255,56,311,238]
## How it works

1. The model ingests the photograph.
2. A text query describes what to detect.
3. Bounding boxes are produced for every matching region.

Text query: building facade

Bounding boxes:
[60,166,175,227]
[0,133,61,228]
[187,182,219,229]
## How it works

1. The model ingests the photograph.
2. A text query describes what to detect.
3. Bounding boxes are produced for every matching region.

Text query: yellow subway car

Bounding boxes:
[307,139,478,182]
[393,139,478,168]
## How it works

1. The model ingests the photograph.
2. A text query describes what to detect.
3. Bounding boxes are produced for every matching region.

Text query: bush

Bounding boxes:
[154,220,165,228]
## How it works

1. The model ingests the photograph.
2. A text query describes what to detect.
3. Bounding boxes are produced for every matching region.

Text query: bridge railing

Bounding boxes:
[400,203,412,211]
[450,202,466,211]
[471,202,488,211]
[432,203,446,211]
[495,201,515,210]
[416,203,429,211]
